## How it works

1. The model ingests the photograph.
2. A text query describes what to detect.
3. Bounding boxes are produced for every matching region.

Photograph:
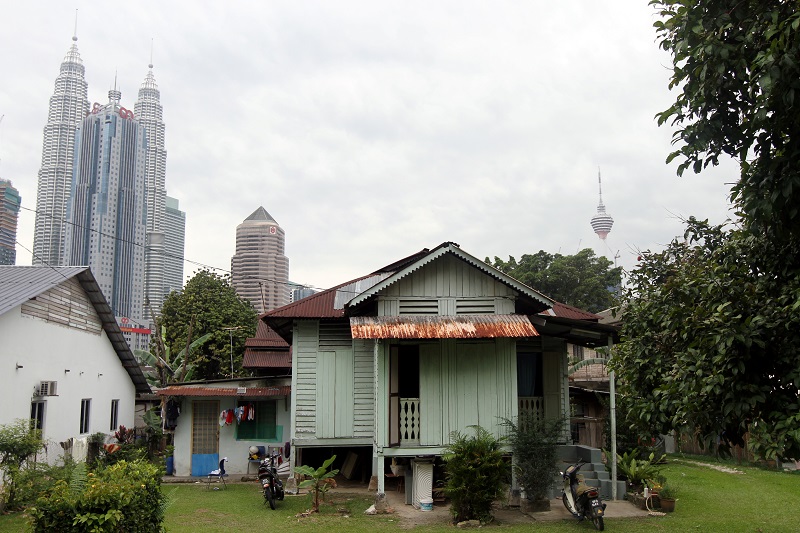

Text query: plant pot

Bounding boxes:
[659,497,676,512]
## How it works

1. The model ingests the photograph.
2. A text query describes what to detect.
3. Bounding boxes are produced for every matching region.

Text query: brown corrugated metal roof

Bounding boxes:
[156,385,291,398]
[350,315,539,339]
[242,350,292,368]
[245,321,289,348]
[544,301,601,321]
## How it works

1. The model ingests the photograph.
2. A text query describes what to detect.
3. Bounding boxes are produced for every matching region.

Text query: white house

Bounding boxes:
[0,266,150,464]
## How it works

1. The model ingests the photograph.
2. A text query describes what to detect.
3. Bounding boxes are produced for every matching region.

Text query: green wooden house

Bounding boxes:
[263,242,619,501]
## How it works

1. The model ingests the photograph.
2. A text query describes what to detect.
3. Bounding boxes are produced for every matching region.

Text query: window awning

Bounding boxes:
[350,315,539,339]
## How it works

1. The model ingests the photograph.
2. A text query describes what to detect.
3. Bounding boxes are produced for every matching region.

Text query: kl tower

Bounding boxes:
[590,169,614,240]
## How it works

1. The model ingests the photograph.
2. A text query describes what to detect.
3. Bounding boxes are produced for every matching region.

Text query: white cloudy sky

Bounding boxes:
[0,1,737,291]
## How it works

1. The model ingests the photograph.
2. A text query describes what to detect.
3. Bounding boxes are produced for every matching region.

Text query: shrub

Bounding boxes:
[0,419,44,509]
[28,459,166,533]
[95,442,149,469]
[613,450,666,492]
[443,425,510,524]
[13,456,79,508]
[502,414,564,502]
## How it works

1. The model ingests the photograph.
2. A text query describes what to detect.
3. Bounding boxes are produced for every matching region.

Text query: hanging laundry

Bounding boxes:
[225,409,235,425]
[248,403,255,421]
[219,411,226,426]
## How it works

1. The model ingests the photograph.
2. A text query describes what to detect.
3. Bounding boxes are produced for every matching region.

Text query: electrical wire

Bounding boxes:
[13,204,325,292]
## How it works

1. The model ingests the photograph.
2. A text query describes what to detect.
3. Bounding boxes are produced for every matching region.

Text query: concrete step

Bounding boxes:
[599,479,627,501]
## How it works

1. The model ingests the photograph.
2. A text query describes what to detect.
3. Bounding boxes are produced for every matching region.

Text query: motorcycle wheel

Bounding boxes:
[562,493,569,511]
[592,516,604,531]
[264,487,275,510]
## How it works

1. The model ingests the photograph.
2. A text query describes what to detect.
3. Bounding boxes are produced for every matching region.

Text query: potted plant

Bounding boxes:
[658,483,677,512]
[647,473,667,495]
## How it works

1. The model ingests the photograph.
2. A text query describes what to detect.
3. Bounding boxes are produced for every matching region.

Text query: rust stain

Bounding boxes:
[350,315,538,339]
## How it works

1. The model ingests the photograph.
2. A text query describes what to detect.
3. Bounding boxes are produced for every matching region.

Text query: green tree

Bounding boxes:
[611,218,800,460]
[652,0,800,237]
[159,270,257,380]
[487,249,621,313]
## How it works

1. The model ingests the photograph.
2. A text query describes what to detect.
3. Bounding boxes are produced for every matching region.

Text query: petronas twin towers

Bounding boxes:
[32,31,184,335]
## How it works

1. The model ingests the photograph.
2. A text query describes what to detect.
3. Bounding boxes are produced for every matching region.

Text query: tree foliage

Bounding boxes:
[487,249,621,313]
[652,0,800,236]
[159,270,257,380]
[611,218,800,460]
[135,325,213,388]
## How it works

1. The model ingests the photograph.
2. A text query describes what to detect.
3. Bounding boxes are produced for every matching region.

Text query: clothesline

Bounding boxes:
[219,404,256,426]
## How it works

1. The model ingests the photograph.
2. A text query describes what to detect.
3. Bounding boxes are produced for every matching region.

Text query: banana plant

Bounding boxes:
[135,323,212,388]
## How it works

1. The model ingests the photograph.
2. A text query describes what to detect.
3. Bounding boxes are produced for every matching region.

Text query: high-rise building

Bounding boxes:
[135,61,169,321]
[163,195,185,297]
[63,87,147,322]
[32,32,90,266]
[291,286,317,302]
[231,207,289,314]
[0,179,22,265]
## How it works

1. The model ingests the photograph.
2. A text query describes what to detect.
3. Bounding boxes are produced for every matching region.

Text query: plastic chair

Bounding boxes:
[206,457,228,489]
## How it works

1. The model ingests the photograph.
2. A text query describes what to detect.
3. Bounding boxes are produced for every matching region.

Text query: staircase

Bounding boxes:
[554,444,626,500]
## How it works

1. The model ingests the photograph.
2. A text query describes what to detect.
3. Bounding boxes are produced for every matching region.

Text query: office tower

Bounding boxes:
[163,195,185,297]
[291,286,317,302]
[0,179,22,265]
[135,61,169,320]
[231,207,289,314]
[63,87,147,322]
[32,33,90,266]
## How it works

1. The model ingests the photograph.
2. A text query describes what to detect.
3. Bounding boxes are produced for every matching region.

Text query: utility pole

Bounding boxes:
[223,326,244,378]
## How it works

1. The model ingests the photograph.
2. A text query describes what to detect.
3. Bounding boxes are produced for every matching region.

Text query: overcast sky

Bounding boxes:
[0,1,737,292]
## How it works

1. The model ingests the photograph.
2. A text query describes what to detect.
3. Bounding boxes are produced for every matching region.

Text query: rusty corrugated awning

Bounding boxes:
[350,315,539,339]
[156,386,291,398]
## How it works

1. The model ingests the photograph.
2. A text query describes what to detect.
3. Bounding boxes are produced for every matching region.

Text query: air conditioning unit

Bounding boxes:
[37,381,58,397]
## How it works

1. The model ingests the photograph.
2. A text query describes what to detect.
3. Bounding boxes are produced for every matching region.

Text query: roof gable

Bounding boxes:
[0,266,150,394]
[346,242,554,310]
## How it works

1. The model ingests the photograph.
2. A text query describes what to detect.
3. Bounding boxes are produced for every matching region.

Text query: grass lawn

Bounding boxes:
[1,455,798,532]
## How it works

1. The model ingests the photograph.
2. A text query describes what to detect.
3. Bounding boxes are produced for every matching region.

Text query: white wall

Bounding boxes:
[0,306,136,464]
[172,394,292,476]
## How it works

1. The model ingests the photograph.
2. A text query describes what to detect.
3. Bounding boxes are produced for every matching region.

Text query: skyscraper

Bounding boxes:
[231,207,289,313]
[163,195,186,297]
[135,60,169,320]
[63,87,147,322]
[0,179,22,265]
[32,32,89,266]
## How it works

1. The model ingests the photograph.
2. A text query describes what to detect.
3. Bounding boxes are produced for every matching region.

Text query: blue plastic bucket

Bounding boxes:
[419,498,433,511]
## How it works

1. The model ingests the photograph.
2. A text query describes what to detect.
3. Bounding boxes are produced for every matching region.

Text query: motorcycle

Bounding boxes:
[561,462,606,531]
[258,451,285,510]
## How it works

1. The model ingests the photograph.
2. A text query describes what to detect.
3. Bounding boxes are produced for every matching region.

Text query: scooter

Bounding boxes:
[561,462,606,531]
[258,451,285,510]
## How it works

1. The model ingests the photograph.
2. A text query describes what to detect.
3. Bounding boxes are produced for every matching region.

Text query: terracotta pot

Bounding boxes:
[660,497,676,512]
